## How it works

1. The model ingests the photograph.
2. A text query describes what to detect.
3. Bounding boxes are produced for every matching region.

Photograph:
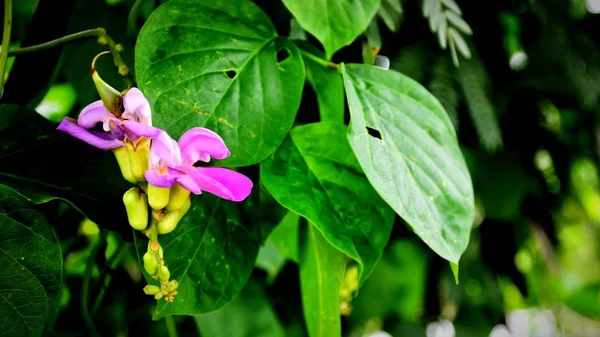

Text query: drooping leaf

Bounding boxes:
[135,0,305,167]
[255,239,287,281]
[268,210,300,263]
[0,185,62,337]
[341,64,474,265]
[282,0,381,59]
[261,122,394,284]
[135,193,272,319]
[0,104,130,235]
[302,49,345,124]
[195,280,286,337]
[299,222,346,337]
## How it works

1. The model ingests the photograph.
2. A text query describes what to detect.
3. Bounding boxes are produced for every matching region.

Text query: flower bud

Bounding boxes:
[113,147,137,183]
[166,183,191,212]
[143,252,158,276]
[158,265,170,282]
[148,240,163,259]
[154,292,164,300]
[143,285,161,295]
[127,138,150,182]
[148,184,170,210]
[157,198,191,234]
[165,280,179,293]
[123,188,149,231]
[91,52,122,114]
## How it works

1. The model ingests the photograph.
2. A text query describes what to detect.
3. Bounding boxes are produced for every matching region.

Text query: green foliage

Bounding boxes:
[422,0,472,66]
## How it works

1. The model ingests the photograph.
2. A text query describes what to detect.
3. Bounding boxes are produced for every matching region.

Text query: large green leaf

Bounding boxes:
[194,280,286,337]
[0,185,62,337]
[282,0,381,59]
[299,223,346,337]
[135,193,270,319]
[261,122,394,284]
[135,0,305,167]
[341,64,474,264]
[0,105,130,235]
[302,49,345,124]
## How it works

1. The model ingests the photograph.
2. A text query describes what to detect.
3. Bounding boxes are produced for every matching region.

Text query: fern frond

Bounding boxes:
[378,0,403,32]
[429,55,460,130]
[458,56,504,152]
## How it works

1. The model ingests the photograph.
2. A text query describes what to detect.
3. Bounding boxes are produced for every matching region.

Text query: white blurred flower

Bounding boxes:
[427,319,456,337]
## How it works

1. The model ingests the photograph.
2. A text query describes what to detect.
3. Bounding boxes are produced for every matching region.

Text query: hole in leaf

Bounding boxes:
[276,48,291,63]
[366,126,382,140]
[225,70,237,79]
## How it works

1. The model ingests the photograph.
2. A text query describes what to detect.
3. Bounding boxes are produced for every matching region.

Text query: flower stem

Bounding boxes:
[91,238,128,315]
[300,49,339,71]
[7,27,135,87]
[0,0,13,97]
[165,315,178,337]
[82,230,108,337]
[127,0,145,38]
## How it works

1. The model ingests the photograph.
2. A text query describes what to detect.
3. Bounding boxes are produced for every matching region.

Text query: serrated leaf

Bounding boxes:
[300,223,346,337]
[0,185,62,337]
[341,64,474,264]
[282,0,380,59]
[261,122,394,284]
[134,193,270,319]
[445,10,472,35]
[449,27,471,59]
[135,0,305,167]
[441,0,462,15]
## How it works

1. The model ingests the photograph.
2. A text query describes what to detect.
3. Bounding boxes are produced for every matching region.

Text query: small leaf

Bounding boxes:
[441,0,462,15]
[282,0,380,59]
[261,122,395,284]
[136,0,305,167]
[429,3,444,31]
[365,21,382,52]
[342,64,474,264]
[0,185,62,337]
[302,48,345,124]
[423,0,439,17]
[438,18,448,49]
[451,262,459,284]
[445,10,472,35]
[449,27,472,59]
[268,211,301,263]
[300,222,346,337]
[378,0,403,32]
[449,35,460,66]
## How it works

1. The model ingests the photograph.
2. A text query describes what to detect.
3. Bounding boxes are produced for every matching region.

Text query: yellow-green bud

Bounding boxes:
[127,138,150,182]
[339,264,359,301]
[143,285,161,295]
[157,198,191,234]
[166,183,191,212]
[148,241,163,259]
[154,292,164,300]
[143,252,158,276]
[123,188,149,231]
[113,147,136,183]
[158,265,170,282]
[165,280,179,293]
[148,184,170,210]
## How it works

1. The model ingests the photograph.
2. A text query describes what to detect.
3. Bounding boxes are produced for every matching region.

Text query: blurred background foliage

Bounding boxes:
[4,0,600,336]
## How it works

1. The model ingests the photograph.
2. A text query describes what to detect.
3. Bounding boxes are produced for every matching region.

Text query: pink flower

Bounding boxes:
[57,88,160,150]
[145,128,253,202]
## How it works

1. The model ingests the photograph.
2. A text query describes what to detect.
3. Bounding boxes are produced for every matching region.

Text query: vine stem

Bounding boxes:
[7,27,134,87]
[81,230,108,337]
[300,49,339,71]
[0,0,13,96]
[165,315,178,337]
[91,238,128,315]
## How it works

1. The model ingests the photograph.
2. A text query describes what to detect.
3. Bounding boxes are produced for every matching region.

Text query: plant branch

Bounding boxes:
[0,0,13,96]
[81,230,108,337]
[7,27,134,87]
[300,49,339,71]
[165,315,178,337]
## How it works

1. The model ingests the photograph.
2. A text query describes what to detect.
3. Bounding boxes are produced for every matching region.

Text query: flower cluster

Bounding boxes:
[57,60,252,302]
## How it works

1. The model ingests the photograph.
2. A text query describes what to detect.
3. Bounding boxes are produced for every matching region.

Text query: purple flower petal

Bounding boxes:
[149,131,182,169]
[144,168,180,188]
[178,127,231,165]
[123,88,152,125]
[77,100,113,130]
[122,120,161,139]
[57,118,124,150]
[180,166,253,202]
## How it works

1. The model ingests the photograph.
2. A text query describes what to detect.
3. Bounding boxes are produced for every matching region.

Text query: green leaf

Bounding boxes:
[282,0,381,59]
[269,211,301,263]
[0,185,62,337]
[445,10,472,35]
[261,122,394,284]
[135,193,270,319]
[135,0,305,167]
[0,104,130,234]
[448,27,471,59]
[565,283,600,320]
[303,50,345,124]
[300,223,346,337]
[255,239,287,281]
[195,280,286,337]
[377,0,403,32]
[341,64,474,264]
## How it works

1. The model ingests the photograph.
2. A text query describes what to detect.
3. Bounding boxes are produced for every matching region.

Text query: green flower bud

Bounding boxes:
[148,184,170,210]
[166,183,191,212]
[123,188,149,231]
[165,280,179,293]
[157,198,191,234]
[127,138,150,182]
[143,285,161,295]
[114,147,136,184]
[154,292,164,300]
[148,241,163,259]
[143,252,158,276]
[158,265,170,282]
[91,52,122,114]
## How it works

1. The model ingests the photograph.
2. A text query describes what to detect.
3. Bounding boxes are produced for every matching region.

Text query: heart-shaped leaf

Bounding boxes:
[341,63,474,264]
[135,0,305,167]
